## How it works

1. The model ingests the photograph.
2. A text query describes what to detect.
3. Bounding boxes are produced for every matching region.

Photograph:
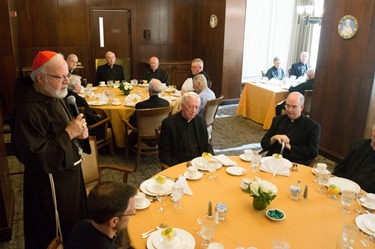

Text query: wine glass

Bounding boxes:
[317,170,330,193]
[156,192,167,212]
[202,152,212,170]
[198,215,216,248]
[251,154,262,173]
[171,185,184,209]
[207,159,217,180]
[340,190,355,214]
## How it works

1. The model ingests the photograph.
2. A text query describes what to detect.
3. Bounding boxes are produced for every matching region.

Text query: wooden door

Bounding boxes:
[90,9,132,81]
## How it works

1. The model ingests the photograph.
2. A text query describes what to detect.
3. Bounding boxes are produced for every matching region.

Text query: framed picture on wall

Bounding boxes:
[338,15,358,39]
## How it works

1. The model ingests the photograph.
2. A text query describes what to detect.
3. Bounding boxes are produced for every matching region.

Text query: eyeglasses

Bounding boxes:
[46,73,70,82]
[117,212,136,218]
[285,104,300,110]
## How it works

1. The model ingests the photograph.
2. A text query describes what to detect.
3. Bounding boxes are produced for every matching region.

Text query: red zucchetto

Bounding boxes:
[32,51,58,70]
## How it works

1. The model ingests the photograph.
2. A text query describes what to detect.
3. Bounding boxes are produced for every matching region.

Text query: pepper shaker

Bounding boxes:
[303,184,309,199]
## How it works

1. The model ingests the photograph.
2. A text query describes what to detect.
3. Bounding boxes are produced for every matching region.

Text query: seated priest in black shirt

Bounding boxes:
[67,75,104,139]
[141,56,171,85]
[158,92,214,167]
[95,51,125,86]
[333,125,375,193]
[65,182,137,249]
[265,57,286,80]
[261,92,321,166]
[181,58,211,93]
[289,51,311,78]
[276,68,315,115]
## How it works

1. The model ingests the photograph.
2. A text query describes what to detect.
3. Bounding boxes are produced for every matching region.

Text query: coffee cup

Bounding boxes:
[134,192,146,206]
[316,163,327,173]
[366,193,375,206]
[244,149,253,159]
[188,166,198,177]
[99,81,106,86]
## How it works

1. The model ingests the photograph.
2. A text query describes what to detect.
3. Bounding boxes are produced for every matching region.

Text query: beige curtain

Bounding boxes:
[287,0,315,73]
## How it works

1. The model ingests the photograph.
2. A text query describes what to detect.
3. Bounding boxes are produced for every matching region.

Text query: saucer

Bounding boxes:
[360,197,375,210]
[112,101,121,106]
[184,171,203,180]
[239,154,252,162]
[135,199,151,210]
[208,242,224,249]
[99,84,106,87]
[226,166,246,176]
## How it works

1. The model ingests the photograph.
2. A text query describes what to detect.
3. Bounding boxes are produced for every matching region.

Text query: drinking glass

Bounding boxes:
[251,154,262,173]
[198,216,216,249]
[107,93,114,106]
[107,80,114,87]
[340,190,355,214]
[156,192,167,212]
[207,159,217,180]
[171,185,184,209]
[317,171,330,193]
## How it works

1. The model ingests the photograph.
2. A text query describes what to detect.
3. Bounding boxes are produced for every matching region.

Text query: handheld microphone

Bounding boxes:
[66,95,80,117]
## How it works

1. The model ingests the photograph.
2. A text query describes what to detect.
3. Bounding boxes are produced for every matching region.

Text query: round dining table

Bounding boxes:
[127,156,372,249]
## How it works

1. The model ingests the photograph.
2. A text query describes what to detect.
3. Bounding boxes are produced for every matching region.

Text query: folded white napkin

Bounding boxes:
[213,154,237,166]
[260,157,290,177]
[125,94,141,104]
[175,175,193,196]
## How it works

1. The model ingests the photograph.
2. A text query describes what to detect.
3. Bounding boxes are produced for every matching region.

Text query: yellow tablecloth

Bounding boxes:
[127,156,368,249]
[89,86,177,148]
[237,82,289,130]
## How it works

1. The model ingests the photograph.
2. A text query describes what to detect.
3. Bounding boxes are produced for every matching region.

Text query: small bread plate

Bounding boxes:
[226,166,246,176]
[183,171,203,180]
[359,197,375,211]
[266,209,286,221]
[140,179,173,196]
[147,228,195,249]
[88,100,107,106]
[239,154,252,162]
[355,214,375,236]
[135,199,151,210]
[192,157,223,171]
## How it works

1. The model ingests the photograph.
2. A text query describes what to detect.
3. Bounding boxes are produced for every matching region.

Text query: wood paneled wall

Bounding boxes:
[311,0,375,160]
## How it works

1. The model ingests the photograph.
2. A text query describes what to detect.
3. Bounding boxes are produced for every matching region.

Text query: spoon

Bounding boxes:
[141,223,168,238]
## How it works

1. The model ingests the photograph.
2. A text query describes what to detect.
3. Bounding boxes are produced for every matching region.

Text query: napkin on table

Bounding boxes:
[175,175,193,196]
[213,154,237,166]
[260,157,290,177]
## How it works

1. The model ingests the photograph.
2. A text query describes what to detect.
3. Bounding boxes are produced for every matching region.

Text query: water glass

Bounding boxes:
[340,190,355,214]
[207,159,217,180]
[272,240,290,249]
[171,185,184,209]
[317,170,330,193]
[251,154,262,173]
[198,216,216,249]
[157,192,167,212]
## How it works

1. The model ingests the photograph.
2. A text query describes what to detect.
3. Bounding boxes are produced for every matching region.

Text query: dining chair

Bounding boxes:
[81,136,134,193]
[46,237,63,249]
[155,126,170,170]
[79,107,114,156]
[123,106,172,172]
[204,96,224,145]
[303,90,313,116]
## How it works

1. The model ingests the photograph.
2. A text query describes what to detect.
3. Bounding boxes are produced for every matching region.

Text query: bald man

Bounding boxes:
[141,56,171,85]
[261,92,321,165]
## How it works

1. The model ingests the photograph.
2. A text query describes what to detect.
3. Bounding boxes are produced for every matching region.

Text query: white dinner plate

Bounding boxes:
[359,197,375,210]
[88,100,107,106]
[140,179,173,196]
[364,217,375,233]
[183,171,203,180]
[329,177,361,194]
[146,181,173,194]
[239,154,252,162]
[147,228,195,249]
[191,157,223,171]
[356,214,375,236]
[226,166,246,176]
[135,199,151,210]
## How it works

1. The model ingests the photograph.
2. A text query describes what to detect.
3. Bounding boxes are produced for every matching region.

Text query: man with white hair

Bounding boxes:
[181,58,211,92]
[158,92,214,166]
[192,74,216,117]
[13,51,89,248]
[95,51,125,86]
[290,51,311,78]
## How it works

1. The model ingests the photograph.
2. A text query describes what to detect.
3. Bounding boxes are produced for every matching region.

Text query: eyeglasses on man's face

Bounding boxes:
[117,212,136,218]
[45,73,71,82]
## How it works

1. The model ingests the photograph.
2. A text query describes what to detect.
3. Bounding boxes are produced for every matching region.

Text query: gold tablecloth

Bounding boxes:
[237,82,289,130]
[127,156,368,249]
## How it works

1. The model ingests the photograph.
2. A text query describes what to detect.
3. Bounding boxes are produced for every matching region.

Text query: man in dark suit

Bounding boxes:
[129,79,170,127]
[141,56,171,85]
[95,51,125,86]
[290,51,311,78]
[158,92,214,166]
[333,125,375,193]
[261,92,321,166]
[276,68,315,115]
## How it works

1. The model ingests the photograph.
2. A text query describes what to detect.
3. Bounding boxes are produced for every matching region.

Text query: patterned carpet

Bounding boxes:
[0,104,335,248]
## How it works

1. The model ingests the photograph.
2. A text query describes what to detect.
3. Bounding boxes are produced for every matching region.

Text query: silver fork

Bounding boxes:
[141,223,168,238]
